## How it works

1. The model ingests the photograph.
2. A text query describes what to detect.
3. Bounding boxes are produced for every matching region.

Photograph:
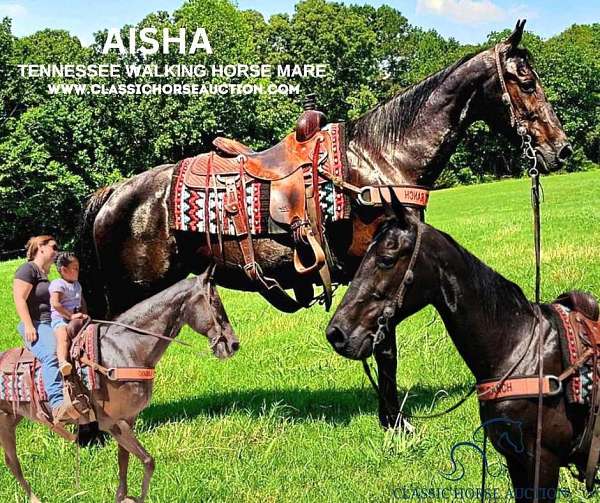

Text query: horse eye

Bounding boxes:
[521,80,536,94]
[377,254,397,270]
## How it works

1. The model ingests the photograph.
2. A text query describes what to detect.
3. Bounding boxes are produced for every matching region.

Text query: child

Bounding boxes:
[49,252,88,376]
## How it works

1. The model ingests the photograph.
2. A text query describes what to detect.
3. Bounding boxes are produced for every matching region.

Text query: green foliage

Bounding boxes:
[0,0,598,249]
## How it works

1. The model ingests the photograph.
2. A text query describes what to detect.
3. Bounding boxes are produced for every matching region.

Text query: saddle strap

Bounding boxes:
[477,375,562,401]
[236,158,258,280]
[79,356,155,381]
[358,185,430,208]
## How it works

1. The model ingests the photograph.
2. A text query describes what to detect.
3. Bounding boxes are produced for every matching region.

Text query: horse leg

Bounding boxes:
[116,445,130,503]
[373,334,403,430]
[108,419,154,503]
[0,413,41,503]
[506,449,560,503]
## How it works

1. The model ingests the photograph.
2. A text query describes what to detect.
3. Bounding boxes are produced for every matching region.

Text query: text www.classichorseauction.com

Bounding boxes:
[17,62,328,96]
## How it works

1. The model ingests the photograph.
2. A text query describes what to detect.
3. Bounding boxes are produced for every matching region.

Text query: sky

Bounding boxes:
[1,0,599,46]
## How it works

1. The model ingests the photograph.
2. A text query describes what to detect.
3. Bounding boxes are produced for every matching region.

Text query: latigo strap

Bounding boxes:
[477,376,562,401]
[79,356,155,381]
[358,185,429,208]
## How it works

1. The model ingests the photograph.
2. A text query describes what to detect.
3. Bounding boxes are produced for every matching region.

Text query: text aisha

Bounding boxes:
[102,27,212,55]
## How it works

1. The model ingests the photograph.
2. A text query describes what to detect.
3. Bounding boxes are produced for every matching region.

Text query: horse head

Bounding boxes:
[182,269,240,359]
[477,20,571,172]
[326,196,433,360]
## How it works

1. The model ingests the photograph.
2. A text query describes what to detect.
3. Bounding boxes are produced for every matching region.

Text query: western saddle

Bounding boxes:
[174,94,430,312]
[177,95,338,311]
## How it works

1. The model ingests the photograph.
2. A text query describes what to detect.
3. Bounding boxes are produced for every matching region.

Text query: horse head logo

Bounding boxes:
[440,417,524,481]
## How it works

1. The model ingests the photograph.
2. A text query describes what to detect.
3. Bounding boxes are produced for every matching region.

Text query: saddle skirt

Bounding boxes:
[0,348,47,403]
[554,300,600,405]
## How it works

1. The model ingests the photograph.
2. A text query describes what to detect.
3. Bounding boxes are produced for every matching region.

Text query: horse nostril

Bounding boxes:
[558,143,573,161]
[326,326,347,349]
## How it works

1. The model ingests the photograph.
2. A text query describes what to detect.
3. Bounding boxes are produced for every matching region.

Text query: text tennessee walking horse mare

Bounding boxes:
[0,271,239,503]
[80,21,570,430]
[326,201,600,502]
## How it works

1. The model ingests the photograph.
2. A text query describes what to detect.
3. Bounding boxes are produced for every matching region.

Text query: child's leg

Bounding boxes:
[54,325,72,376]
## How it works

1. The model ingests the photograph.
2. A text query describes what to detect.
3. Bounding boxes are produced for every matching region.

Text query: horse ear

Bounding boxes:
[503,19,526,51]
[381,190,395,219]
[388,189,409,228]
[195,264,216,289]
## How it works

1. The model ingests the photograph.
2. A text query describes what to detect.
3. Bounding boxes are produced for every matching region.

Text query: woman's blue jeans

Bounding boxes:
[17,321,64,409]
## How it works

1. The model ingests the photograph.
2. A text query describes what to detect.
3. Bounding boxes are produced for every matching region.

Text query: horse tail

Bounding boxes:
[78,185,116,318]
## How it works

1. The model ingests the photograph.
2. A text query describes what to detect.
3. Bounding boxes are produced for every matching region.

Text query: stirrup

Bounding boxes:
[293,230,326,275]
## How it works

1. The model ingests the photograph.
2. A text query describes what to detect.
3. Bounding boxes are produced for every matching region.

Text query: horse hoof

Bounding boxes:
[30,494,42,503]
[120,497,138,503]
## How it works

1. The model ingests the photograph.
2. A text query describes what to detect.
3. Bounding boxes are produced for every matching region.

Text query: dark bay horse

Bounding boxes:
[326,202,598,502]
[80,21,570,429]
[0,271,239,503]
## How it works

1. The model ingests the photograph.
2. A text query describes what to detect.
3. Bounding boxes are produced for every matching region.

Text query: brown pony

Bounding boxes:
[0,271,239,503]
[80,21,570,430]
[326,201,598,502]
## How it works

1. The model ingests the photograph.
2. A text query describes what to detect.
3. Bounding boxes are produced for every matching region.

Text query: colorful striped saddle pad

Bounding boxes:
[0,323,102,404]
[554,303,600,406]
[0,348,47,403]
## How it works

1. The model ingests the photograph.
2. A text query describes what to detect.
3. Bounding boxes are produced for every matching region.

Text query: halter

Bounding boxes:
[371,221,424,347]
[493,44,539,176]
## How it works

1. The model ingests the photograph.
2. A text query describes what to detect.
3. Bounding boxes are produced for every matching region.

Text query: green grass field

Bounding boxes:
[1,171,599,502]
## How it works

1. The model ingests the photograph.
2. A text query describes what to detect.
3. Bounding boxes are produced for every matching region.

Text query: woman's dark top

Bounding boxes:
[14,262,51,323]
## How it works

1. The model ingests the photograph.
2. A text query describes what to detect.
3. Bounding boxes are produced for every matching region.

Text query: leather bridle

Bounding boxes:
[494,44,540,177]
[371,221,424,348]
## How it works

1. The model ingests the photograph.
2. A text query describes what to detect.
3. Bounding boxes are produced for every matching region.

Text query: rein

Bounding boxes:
[497,43,546,503]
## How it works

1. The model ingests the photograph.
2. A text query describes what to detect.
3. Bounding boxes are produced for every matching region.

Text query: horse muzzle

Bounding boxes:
[536,142,572,173]
[326,324,374,360]
[211,333,240,359]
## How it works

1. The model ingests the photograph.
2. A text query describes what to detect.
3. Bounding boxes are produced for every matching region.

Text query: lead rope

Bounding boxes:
[528,133,544,503]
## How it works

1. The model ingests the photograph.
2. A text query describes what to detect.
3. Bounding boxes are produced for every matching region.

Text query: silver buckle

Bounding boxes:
[358,187,375,206]
[547,375,563,397]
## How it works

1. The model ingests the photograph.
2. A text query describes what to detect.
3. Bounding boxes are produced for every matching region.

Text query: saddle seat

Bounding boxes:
[555,291,600,321]
[186,131,324,183]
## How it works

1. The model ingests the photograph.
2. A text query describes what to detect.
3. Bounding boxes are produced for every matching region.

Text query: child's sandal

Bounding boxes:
[59,361,72,377]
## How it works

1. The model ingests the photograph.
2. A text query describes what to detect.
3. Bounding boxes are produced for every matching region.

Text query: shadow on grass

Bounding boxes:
[140,382,473,427]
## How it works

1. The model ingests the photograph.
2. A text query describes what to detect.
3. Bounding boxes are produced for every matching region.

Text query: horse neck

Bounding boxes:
[425,229,535,381]
[347,51,494,187]
[102,281,193,368]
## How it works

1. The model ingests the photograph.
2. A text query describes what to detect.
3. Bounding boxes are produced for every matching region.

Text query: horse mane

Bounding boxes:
[114,277,195,325]
[435,227,531,317]
[349,52,478,152]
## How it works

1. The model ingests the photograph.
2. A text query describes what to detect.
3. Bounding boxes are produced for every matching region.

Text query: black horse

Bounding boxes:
[326,200,598,502]
[80,21,570,431]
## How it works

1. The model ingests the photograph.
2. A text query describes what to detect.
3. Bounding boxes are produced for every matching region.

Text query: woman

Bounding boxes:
[12,235,74,422]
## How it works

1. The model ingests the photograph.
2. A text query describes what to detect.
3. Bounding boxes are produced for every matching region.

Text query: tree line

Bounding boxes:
[0,0,598,250]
